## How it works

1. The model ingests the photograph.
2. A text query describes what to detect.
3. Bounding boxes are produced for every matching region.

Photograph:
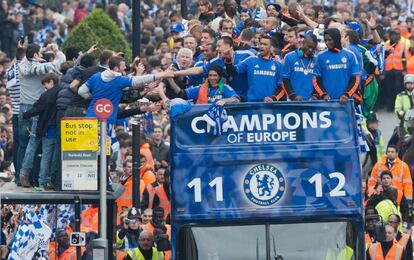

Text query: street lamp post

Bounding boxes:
[131,115,142,210]
[132,0,141,57]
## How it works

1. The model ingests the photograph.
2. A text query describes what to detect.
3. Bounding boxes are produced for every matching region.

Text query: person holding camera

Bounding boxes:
[124,231,164,260]
[142,207,171,260]
[116,207,143,253]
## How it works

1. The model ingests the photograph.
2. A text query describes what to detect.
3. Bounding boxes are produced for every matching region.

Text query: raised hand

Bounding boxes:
[87,43,98,54]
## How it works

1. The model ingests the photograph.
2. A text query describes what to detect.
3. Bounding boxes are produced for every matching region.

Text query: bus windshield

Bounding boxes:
[180,222,355,260]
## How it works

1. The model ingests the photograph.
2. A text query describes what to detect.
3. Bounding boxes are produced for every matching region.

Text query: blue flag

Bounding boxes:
[202,103,229,136]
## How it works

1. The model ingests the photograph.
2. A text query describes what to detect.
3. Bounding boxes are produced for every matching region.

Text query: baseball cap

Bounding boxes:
[170,23,185,33]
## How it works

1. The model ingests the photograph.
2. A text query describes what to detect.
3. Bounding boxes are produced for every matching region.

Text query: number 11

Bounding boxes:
[187,177,223,203]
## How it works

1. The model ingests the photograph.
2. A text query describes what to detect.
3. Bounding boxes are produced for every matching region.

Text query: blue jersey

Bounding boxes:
[231,49,258,101]
[185,84,238,104]
[85,73,132,123]
[282,50,316,100]
[347,44,366,81]
[194,52,205,63]
[202,57,225,75]
[188,60,206,86]
[313,49,360,99]
[235,56,282,102]
[201,51,256,101]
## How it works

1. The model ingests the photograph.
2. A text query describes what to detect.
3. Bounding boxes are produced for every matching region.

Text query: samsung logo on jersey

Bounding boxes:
[191,111,332,134]
[253,70,276,76]
[327,64,347,70]
[294,67,314,74]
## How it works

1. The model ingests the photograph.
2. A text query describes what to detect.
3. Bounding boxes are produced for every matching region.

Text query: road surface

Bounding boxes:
[377,110,399,144]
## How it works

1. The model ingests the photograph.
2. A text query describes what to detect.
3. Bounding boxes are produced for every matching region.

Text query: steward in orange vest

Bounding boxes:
[142,167,168,211]
[368,146,412,202]
[388,214,413,259]
[368,240,404,260]
[81,206,99,233]
[385,36,406,72]
[117,160,146,224]
[367,224,404,260]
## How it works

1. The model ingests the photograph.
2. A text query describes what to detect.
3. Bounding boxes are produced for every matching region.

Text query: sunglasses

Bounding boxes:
[128,219,139,224]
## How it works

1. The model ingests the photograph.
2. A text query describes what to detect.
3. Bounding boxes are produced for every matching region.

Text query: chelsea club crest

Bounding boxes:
[243,164,285,206]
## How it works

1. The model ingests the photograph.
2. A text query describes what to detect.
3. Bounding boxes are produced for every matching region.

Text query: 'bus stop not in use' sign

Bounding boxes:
[61,118,98,191]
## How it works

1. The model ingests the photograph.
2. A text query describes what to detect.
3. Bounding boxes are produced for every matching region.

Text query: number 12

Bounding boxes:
[308,172,346,197]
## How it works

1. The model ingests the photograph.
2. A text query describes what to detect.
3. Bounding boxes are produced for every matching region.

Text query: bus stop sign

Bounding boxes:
[94,99,113,121]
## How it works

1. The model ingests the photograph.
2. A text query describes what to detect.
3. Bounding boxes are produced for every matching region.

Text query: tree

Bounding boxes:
[62,9,132,61]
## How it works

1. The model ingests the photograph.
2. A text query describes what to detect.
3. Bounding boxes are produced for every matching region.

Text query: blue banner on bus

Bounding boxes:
[171,101,362,222]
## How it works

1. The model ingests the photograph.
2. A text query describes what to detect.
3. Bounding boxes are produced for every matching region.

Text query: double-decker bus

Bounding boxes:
[170,101,364,259]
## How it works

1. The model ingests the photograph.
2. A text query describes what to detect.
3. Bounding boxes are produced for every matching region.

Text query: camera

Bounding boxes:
[70,232,86,246]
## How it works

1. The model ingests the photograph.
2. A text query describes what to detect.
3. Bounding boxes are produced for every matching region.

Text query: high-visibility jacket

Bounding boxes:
[368,240,403,260]
[116,229,140,250]
[155,185,171,220]
[394,90,414,134]
[362,122,385,161]
[375,199,402,231]
[395,91,414,119]
[81,206,98,233]
[397,231,410,249]
[368,156,413,200]
[141,165,156,188]
[58,247,77,260]
[385,41,405,71]
[126,247,164,260]
[142,223,171,260]
[406,52,414,74]
[366,233,374,250]
[373,130,386,162]
[49,241,57,260]
[117,176,146,224]
[325,246,353,260]
[116,250,126,260]
[147,183,158,209]
[369,188,403,206]
[141,143,154,170]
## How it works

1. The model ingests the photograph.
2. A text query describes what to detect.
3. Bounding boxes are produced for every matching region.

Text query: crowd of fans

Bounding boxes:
[0,0,413,259]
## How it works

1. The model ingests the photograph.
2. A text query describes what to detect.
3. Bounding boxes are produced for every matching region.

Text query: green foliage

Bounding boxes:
[62,9,132,61]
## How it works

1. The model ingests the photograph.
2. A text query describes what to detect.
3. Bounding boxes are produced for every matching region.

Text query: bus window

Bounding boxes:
[269,222,355,260]
[181,225,266,260]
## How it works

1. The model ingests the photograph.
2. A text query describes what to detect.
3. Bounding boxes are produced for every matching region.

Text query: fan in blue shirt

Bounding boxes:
[312,28,361,104]
[78,56,173,123]
[225,34,283,102]
[282,34,318,101]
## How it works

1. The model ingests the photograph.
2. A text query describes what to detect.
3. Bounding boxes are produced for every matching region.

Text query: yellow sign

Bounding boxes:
[61,118,98,151]
[106,137,110,156]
